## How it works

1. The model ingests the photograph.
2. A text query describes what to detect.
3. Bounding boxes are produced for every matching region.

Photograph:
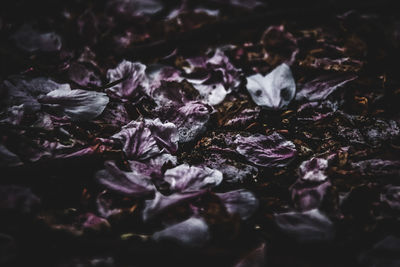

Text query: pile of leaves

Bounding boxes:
[1,0,400,266]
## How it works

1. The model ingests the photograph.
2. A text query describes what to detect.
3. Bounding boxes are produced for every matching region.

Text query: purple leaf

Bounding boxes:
[147,65,183,98]
[224,107,260,128]
[2,77,69,113]
[162,101,211,143]
[202,153,258,184]
[274,209,334,243]
[299,157,329,182]
[151,216,210,247]
[95,160,155,197]
[246,63,295,109]
[164,164,223,193]
[363,119,400,147]
[144,118,179,154]
[184,49,241,105]
[351,159,400,176]
[296,73,357,102]
[106,60,147,99]
[297,100,338,121]
[68,62,102,88]
[290,157,332,211]
[80,213,110,232]
[143,191,204,221]
[216,189,259,220]
[232,132,296,167]
[109,0,163,18]
[209,0,263,9]
[96,191,123,218]
[112,118,178,159]
[39,88,109,121]
[100,102,131,127]
[291,181,331,211]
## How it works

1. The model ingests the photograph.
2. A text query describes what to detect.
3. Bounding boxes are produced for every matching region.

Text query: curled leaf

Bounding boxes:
[143,191,204,221]
[184,49,241,105]
[95,160,155,197]
[112,118,178,160]
[164,164,223,193]
[106,60,147,99]
[246,63,295,109]
[39,88,109,121]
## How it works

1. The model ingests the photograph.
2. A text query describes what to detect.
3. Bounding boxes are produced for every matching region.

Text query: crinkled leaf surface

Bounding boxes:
[112,118,178,159]
[165,101,211,143]
[232,132,296,167]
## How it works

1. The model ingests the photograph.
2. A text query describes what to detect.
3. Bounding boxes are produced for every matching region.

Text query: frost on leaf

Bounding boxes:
[161,101,211,143]
[246,63,295,109]
[290,157,331,211]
